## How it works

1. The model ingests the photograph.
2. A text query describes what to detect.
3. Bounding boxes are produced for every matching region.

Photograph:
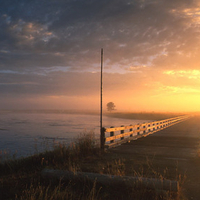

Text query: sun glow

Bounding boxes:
[163,70,200,79]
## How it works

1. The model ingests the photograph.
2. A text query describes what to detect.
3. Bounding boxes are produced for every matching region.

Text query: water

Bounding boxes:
[0,111,148,159]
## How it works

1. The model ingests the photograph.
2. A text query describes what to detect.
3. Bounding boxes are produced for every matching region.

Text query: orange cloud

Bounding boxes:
[163,70,200,79]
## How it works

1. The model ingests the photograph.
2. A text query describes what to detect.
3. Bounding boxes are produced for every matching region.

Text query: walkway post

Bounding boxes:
[100,48,104,150]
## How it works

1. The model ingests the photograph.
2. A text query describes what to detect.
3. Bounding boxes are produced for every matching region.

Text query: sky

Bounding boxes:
[1,0,200,112]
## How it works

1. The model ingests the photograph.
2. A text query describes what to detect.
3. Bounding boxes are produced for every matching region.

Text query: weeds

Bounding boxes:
[18,181,74,200]
[101,159,125,176]
[0,132,101,200]
[18,179,102,200]
[71,131,98,156]
[0,131,184,200]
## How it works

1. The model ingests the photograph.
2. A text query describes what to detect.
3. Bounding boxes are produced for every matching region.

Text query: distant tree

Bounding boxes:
[107,102,116,112]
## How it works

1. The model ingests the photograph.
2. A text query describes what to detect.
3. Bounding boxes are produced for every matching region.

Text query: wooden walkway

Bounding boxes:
[104,116,200,199]
[101,115,190,149]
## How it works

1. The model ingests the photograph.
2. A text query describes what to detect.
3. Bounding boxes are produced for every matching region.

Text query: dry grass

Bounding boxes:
[17,180,101,200]
[0,131,185,200]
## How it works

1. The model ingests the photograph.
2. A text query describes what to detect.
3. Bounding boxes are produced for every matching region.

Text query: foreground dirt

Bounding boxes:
[102,116,200,200]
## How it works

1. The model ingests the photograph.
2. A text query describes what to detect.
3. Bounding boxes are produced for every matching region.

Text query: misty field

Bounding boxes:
[105,112,191,120]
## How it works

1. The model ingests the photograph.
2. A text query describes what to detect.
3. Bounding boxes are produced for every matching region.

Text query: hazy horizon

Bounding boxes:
[0,108,194,115]
[1,0,200,113]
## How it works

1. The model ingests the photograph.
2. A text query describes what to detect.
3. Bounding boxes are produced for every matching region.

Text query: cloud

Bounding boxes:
[9,19,56,46]
[1,0,199,70]
[163,70,200,79]
[1,0,200,111]
[149,82,200,96]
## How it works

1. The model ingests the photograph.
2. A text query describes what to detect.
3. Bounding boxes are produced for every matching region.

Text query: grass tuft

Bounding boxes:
[0,131,185,200]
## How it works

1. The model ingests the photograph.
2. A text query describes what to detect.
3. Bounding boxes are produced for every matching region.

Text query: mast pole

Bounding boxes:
[100,48,104,149]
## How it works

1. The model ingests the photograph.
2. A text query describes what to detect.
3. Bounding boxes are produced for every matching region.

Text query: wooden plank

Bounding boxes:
[105,116,190,148]
[105,125,137,132]
[104,115,191,148]
[105,126,152,142]
[105,130,137,142]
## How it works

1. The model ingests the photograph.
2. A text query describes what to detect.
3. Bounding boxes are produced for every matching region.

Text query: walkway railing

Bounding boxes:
[100,115,191,150]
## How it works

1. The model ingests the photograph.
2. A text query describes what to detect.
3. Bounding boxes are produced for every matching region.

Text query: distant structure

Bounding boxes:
[107,102,116,112]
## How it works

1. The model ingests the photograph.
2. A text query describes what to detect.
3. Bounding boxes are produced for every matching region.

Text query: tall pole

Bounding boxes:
[100,48,105,150]
[100,48,103,134]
